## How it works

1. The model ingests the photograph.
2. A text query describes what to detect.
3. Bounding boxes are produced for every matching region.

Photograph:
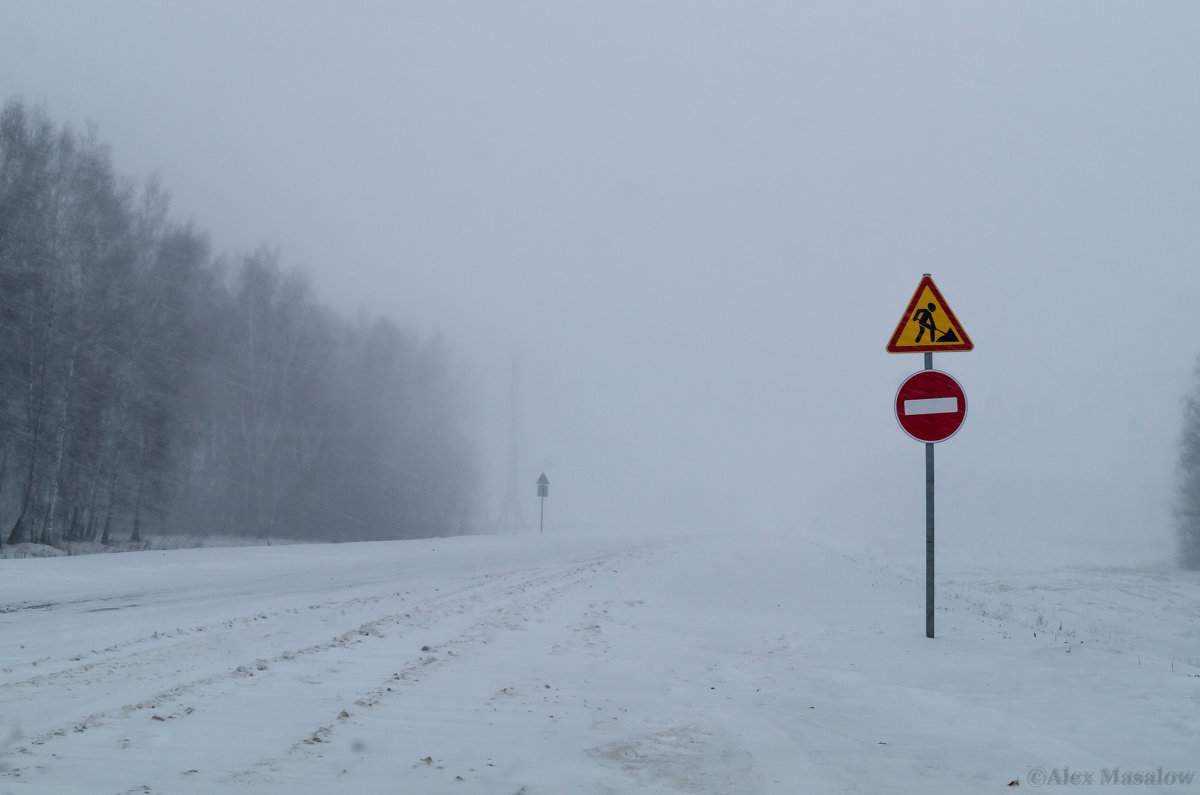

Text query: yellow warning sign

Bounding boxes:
[886,275,973,353]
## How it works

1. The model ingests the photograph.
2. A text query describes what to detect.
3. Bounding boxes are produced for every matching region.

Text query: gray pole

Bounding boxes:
[925,351,935,639]
[539,495,544,535]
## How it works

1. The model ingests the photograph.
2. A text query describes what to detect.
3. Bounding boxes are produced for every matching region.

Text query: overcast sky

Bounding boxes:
[4,2,1199,563]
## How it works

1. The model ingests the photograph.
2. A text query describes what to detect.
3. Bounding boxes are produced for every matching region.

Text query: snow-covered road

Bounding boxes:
[2,529,1198,793]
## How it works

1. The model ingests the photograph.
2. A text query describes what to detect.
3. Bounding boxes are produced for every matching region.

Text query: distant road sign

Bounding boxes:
[887,274,973,353]
[536,474,549,534]
[895,370,967,443]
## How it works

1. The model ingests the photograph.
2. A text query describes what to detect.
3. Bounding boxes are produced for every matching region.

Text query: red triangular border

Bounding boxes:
[886,275,974,353]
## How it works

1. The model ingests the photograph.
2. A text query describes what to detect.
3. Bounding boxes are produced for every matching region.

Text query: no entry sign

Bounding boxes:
[895,370,967,443]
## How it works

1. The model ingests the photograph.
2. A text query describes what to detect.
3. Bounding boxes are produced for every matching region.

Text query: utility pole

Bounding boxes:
[496,356,526,533]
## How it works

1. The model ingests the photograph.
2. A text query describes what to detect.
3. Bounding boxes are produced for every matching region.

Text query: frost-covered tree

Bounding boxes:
[1176,359,1200,569]
[0,96,479,548]
[0,101,197,546]
[0,101,142,546]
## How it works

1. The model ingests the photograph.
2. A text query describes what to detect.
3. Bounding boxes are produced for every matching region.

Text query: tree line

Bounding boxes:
[0,98,478,548]
[1178,360,1200,569]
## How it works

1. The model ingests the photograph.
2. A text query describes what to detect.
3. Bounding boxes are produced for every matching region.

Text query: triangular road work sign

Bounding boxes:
[886,275,973,353]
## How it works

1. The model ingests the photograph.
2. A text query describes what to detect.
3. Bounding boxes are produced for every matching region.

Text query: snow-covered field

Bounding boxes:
[1,527,1197,794]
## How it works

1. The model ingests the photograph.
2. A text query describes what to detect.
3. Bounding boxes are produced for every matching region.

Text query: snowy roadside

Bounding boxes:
[0,536,306,560]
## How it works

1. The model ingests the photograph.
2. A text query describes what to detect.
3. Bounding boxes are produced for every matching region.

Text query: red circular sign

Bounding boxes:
[895,370,967,443]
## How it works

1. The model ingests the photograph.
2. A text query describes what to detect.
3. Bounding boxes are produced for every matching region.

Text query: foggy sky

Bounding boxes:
[4,2,1200,563]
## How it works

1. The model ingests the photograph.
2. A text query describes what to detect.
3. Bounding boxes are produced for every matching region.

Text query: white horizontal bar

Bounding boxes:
[904,397,958,415]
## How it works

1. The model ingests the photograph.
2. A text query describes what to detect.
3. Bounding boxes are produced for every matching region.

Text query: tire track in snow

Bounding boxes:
[221,545,658,787]
[2,545,650,776]
[1,585,422,687]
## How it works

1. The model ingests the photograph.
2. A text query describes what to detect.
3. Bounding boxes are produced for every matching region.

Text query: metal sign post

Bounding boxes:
[888,275,972,639]
[895,358,968,638]
[924,353,935,639]
[536,474,549,534]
